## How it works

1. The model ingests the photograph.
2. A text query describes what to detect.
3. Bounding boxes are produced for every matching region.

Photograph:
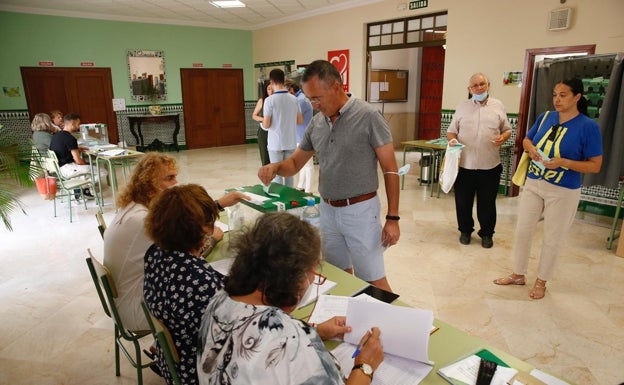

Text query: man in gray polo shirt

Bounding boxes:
[258,60,400,292]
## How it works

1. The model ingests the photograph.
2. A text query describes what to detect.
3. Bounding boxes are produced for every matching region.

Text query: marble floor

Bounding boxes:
[1,144,622,385]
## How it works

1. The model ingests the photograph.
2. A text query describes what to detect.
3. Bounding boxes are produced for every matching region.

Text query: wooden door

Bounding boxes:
[180,68,245,149]
[418,46,445,140]
[21,67,118,144]
[510,44,596,197]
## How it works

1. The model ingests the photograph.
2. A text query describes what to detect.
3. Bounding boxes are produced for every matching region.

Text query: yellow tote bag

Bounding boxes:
[511,111,550,187]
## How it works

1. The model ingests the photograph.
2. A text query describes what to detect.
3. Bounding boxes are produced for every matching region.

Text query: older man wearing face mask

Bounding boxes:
[446,73,512,249]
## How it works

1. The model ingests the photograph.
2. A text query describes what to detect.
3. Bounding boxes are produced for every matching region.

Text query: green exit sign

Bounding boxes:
[409,0,428,10]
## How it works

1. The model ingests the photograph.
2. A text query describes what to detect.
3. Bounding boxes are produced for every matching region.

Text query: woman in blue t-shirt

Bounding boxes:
[494,78,603,299]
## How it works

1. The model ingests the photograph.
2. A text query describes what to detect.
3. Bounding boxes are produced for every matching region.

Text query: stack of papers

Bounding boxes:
[98,149,127,157]
[308,294,435,384]
[437,350,517,385]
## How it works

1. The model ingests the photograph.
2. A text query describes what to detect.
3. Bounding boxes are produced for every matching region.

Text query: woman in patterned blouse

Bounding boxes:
[196,212,384,385]
[144,184,225,385]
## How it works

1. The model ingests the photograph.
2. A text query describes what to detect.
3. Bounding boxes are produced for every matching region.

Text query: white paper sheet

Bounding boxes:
[240,191,271,205]
[345,300,433,364]
[333,343,433,385]
[208,257,234,276]
[308,294,382,325]
[98,149,127,157]
[438,354,518,385]
[529,369,571,385]
[215,220,229,232]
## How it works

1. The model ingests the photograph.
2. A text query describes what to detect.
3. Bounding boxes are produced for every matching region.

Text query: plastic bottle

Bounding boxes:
[227,204,245,231]
[301,198,320,228]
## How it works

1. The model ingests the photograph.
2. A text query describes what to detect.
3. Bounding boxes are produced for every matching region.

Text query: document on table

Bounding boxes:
[309,295,435,383]
[528,369,570,385]
[345,299,433,364]
[308,293,384,325]
[215,220,228,232]
[98,149,126,157]
[437,352,517,385]
[208,257,234,277]
[333,343,433,385]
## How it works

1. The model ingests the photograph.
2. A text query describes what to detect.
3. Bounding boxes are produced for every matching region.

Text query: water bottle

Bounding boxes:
[227,204,245,231]
[301,198,320,228]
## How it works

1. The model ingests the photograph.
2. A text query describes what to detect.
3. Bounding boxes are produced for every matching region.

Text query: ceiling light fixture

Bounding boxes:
[210,0,246,8]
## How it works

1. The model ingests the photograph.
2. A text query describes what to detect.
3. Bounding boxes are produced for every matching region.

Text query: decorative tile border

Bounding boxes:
[3,108,620,213]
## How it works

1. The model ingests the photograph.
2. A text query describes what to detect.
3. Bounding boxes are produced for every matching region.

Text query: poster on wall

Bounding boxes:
[328,50,349,92]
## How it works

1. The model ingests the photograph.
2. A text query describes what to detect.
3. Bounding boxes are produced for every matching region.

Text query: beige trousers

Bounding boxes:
[512,178,581,281]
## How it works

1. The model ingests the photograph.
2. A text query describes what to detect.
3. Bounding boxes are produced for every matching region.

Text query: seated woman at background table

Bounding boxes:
[31,112,56,154]
[49,109,63,132]
[144,184,228,385]
[197,212,384,385]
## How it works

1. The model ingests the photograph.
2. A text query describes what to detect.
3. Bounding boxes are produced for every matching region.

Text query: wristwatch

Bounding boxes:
[352,363,374,380]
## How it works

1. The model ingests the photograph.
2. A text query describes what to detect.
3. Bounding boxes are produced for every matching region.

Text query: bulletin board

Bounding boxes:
[369,69,409,102]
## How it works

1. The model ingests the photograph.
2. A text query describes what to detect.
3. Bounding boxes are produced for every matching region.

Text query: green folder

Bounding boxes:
[475,348,509,367]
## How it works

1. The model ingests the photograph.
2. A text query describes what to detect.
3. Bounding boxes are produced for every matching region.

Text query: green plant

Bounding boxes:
[0,124,39,231]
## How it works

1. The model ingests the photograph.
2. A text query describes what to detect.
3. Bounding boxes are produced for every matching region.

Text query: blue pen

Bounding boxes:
[351,329,372,358]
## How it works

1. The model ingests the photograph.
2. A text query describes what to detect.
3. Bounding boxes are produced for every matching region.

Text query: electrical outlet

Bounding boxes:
[112,98,126,111]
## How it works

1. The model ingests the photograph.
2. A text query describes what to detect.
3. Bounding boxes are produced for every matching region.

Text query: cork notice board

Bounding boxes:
[369,69,409,102]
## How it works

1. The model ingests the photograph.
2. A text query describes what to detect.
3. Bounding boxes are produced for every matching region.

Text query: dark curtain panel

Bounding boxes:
[584,53,624,189]
[531,53,621,188]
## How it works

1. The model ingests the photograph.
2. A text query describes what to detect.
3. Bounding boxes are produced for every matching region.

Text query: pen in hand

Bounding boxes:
[352,329,373,358]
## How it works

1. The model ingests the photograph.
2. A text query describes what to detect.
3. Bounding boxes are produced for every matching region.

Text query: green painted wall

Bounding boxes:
[0,11,253,110]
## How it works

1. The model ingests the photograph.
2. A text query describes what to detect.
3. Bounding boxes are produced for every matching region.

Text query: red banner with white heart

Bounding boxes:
[328,49,349,92]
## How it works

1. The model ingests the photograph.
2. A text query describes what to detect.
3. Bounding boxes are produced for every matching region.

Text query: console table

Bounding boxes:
[127,113,180,152]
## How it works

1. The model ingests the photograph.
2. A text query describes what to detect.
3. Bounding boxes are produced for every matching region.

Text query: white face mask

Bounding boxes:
[295,277,315,310]
[472,91,488,102]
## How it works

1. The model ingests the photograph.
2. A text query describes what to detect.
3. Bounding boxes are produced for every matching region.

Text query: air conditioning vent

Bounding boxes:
[548,8,572,31]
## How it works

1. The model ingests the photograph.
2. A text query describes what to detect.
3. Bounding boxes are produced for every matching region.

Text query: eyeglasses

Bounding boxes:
[548,124,561,141]
[469,82,488,90]
[312,271,327,285]
[307,97,321,105]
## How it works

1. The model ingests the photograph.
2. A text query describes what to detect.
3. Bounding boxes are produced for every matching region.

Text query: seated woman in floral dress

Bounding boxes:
[197,212,384,385]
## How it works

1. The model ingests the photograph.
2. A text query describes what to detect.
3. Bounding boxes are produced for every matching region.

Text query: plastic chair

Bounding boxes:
[44,150,93,222]
[141,301,181,385]
[85,249,155,384]
[95,211,107,239]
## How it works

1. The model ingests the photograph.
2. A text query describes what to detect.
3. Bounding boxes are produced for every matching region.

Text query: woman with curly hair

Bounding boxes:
[103,153,246,331]
[197,212,385,385]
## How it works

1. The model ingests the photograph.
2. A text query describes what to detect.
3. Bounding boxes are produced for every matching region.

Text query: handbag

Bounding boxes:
[511,111,550,187]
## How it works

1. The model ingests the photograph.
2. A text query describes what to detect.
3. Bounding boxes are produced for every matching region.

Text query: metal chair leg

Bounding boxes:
[114,325,121,376]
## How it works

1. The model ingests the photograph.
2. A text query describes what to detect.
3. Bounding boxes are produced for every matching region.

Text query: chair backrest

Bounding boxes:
[141,301,181,385]
[44,150,62,178]
[85,249,114,318]
[85,249,153,336]
[30,144,47,178]
[95,212,107,238]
